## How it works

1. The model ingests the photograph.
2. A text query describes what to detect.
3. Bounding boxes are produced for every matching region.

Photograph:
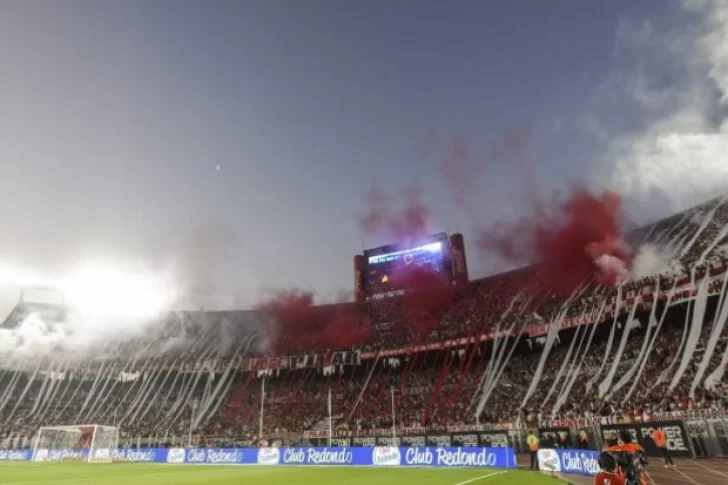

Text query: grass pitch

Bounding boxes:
[0,462,561,485]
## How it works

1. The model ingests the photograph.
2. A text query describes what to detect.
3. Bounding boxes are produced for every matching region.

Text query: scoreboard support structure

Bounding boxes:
[354,255,366,303]
[449,233,469,286]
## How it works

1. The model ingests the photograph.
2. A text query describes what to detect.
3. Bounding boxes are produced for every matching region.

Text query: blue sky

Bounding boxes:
[0,1,726,306]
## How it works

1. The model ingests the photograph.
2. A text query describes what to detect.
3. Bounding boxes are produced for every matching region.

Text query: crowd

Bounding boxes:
[201,298,728,442]
[1,195,728,449]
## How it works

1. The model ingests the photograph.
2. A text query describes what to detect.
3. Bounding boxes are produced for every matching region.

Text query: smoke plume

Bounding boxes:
[359,185,432,242]
[255,290,373,354]
[479,185,630,295]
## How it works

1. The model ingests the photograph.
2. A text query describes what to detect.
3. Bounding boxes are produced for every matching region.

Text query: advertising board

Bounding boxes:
[0,449,32,461]
[537,449,600,477]
[185,448,251,465]
[599,421,693,458]
[11,446,516,469]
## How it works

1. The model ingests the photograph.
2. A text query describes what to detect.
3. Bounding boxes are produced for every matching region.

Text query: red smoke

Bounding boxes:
[480,186,630,295]
[322,309,373,349]
[439,136,477,208]
[390,266,454,340]
[438,128,531,209]
[255,291,320,353]
[359,185,430,240]
[256,290,372,353]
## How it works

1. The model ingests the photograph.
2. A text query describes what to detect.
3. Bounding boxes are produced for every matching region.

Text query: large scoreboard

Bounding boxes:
[353,232,469,300]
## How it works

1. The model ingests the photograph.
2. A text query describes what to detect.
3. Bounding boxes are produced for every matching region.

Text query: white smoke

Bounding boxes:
[594,254,629,283]
[0,313,67,358]
[598,0,728,215]
[0,311,154,360]
[0,260,180,362]
[631,243,683,279]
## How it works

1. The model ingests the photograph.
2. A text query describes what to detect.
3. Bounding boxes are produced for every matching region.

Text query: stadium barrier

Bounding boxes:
[2,446,517,468]
[537,449,600,477]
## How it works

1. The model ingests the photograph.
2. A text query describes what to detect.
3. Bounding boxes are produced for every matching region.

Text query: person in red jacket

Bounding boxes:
[595,452,626,485]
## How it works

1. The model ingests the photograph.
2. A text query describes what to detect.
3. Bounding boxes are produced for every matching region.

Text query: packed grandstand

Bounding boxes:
[1,194,728,453]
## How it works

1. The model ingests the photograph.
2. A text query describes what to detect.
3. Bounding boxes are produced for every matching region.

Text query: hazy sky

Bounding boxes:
[0,0,726,306]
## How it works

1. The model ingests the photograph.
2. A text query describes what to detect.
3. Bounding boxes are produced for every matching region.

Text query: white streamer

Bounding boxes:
[194,335,252,429]
[518,286,584,410]
[704,333,728,390]
[586,287,621,392]
[33,360,68,422]
[473,293,533,413]
[83,363,121,423]
[652,298,690,390]
[610,294,657,396]
[679,203,719,260]
[135,359,179,425]
[475,292,527,403]
[599,300,638,397]
[74,359,112,422]
[553,299,606,415]
[669,278,709,390]
[0,366,23,414]
[691,270,728,396]
[541,319,584,409]
[3,361,41,425]
[473,316,531,418]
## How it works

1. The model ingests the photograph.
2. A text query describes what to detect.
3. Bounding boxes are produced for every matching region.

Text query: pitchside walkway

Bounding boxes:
[517,455,728,485]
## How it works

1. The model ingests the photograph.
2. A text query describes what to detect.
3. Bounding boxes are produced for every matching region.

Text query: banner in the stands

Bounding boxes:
[241,350,361,372]
[537,449,600,477]
[15,446,517,468]
[319,433,508,448]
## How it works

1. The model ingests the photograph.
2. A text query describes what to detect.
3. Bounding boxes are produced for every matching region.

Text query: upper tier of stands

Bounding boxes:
[4,193,727,360]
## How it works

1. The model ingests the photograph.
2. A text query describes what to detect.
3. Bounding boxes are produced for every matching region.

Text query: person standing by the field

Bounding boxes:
[527,432,539,470]
[558,431,568,449]
[652,427,674,467]
[580,429,590,449]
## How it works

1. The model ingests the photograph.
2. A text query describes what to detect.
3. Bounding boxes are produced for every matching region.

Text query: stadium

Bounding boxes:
[3,1,728,484]
[3,194,728,485]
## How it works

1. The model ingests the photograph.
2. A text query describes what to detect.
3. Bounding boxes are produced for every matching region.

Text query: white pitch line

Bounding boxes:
[672,467,705,485]
[643,470,657,485]
[688,460,728,480]
[454,470,508,485]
